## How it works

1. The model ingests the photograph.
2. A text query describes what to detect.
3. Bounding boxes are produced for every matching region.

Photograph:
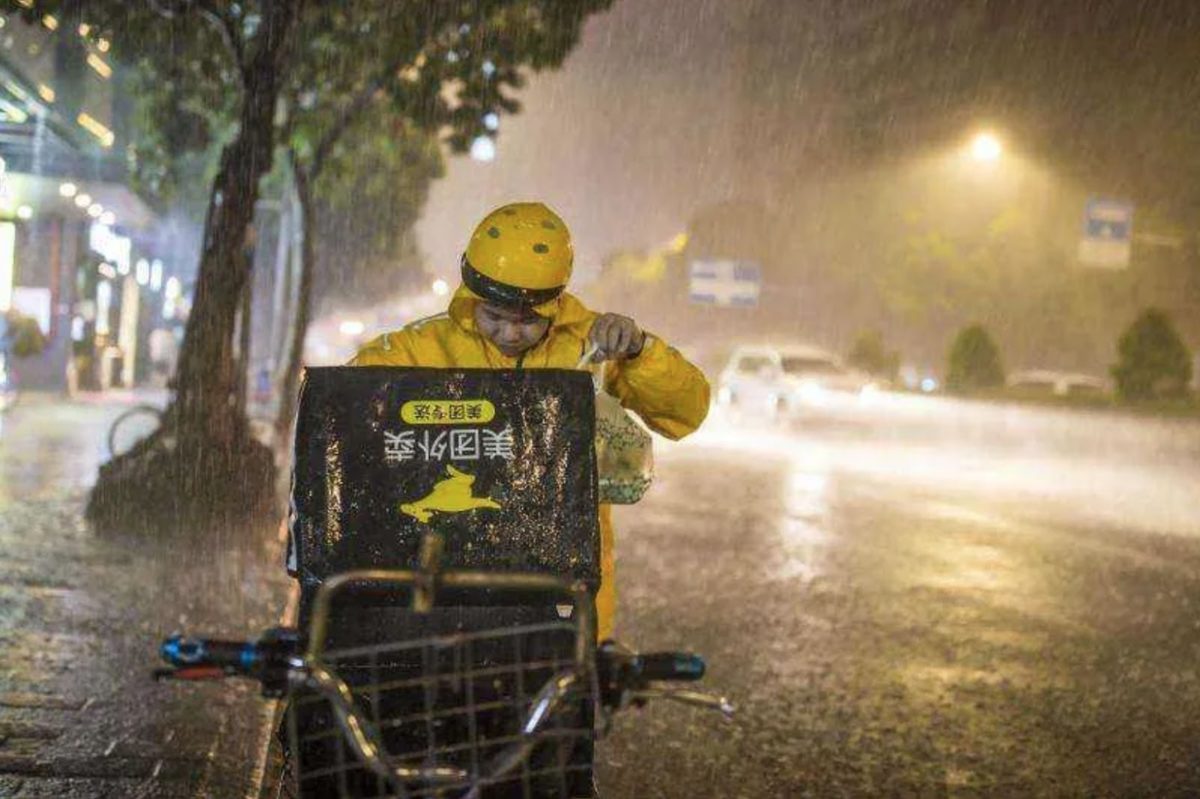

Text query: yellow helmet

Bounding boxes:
[462,202,573,308]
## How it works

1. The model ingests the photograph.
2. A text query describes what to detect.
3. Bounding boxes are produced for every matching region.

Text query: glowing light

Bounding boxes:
[78,23,91,36]
[41,14,59,31]
[96,280,112,334]
[59,182,78,198]
[86,53,112,79]
[165,276,181,299]
[97,262,117,280]
[0,100,28,124]
[920,377,938,393]
[77,112,115,147]
[339,319,365,337]
[469,135,495,162]
[970,131,1002,162]
[99,211,115,226]
[431,278,450,296]
[795,380,829,407]
[135,258,150,286]
[90,222,131,276]
[483,112,500,131]
[37,83,55,103]
[74,193,92,208]
[16,205,32,220]
[150,259,163,291]
[87,203,103,218]
[97,38,110,53]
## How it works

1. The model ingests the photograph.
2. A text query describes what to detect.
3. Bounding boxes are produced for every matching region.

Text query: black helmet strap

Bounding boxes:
[460,255,564,309]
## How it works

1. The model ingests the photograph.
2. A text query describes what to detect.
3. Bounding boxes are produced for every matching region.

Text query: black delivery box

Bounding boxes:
[290,366,601,606]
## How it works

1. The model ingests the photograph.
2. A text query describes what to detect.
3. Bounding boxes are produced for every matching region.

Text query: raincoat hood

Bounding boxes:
[448,284,595,338]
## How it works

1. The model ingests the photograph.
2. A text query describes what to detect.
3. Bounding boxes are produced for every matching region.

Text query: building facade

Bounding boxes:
[0,8,184,393]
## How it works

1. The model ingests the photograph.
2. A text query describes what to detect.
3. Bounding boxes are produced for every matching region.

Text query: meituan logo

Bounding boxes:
[399,465,502,524]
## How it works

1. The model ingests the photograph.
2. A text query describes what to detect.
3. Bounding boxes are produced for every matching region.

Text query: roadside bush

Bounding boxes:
[847,329,899,382]
[945,323,1004,393]
[4,311,47,358]
[1111,308,1192,401]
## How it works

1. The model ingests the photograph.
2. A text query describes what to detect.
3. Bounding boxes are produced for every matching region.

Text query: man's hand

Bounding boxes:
[589,313,645,362]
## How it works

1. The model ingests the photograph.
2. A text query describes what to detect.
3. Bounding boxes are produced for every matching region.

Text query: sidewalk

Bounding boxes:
[0,395,291,797]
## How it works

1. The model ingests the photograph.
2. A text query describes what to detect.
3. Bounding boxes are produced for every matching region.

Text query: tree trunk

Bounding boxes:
[275,155,316,438]
[86,1,303,535]
[172,0,301,451]
[268,152,295,379]
[234,255,253,422]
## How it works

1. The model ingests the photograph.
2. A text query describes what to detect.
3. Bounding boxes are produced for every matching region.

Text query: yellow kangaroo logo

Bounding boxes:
[400,465,502,524]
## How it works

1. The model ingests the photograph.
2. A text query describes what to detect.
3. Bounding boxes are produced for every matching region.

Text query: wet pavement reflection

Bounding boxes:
[0,395,289,797]
[599,408,1200,797]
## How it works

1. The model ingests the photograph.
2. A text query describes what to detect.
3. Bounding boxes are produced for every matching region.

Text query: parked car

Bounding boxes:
[717,344,875,421]
[1007,370,1108,399]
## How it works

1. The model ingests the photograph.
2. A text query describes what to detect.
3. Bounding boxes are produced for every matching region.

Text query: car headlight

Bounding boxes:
[795,379,827,405]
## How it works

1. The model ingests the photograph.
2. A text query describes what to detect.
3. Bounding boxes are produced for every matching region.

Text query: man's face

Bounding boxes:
[473,301,551,358]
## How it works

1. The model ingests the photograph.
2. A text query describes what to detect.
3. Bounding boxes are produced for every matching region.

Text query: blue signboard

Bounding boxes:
[689,259,761,307]
[1078,198,1133,268]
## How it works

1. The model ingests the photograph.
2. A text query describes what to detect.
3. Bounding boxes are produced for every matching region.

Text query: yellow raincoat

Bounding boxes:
[350,287,710,638]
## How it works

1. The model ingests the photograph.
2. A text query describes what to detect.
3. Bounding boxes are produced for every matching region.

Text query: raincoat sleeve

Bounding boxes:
[347,331,419,366]
[604,334,710,440]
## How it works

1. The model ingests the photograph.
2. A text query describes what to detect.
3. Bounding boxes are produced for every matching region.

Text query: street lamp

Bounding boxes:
[469,135,495,162]
[969,131,1002,162]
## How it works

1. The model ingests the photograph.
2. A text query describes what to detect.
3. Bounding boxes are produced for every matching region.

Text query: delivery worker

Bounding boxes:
[350,202,709,639]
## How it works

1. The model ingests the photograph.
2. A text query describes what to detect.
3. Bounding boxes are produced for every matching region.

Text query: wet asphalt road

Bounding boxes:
[597,411,1200,797]
[0,395,289,798]
[3,394,1200,797]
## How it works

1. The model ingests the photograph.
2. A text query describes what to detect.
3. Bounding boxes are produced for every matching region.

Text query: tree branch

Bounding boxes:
[195,1,245,73]
[144,0,180,19]
[143,0,245,77]
[309,80,384,180]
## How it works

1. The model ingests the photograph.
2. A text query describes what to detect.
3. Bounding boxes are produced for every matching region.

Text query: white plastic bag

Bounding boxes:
[578,346,654,504]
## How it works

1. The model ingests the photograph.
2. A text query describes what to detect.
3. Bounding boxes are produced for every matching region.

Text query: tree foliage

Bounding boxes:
[310,113,445,304]
[3,311,48,359]
[945,323,1005,393]
[847,329,898,381]
[12,0,614,530]
[1111,309,1193,401]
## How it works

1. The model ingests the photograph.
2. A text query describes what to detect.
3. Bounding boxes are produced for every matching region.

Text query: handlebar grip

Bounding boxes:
[636,651,706,682]
[160,636,259,673]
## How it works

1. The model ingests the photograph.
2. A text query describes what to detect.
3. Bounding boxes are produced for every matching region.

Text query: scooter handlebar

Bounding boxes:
[160,635,260,673]
[633,651,706,683]
[158,627,302,693]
